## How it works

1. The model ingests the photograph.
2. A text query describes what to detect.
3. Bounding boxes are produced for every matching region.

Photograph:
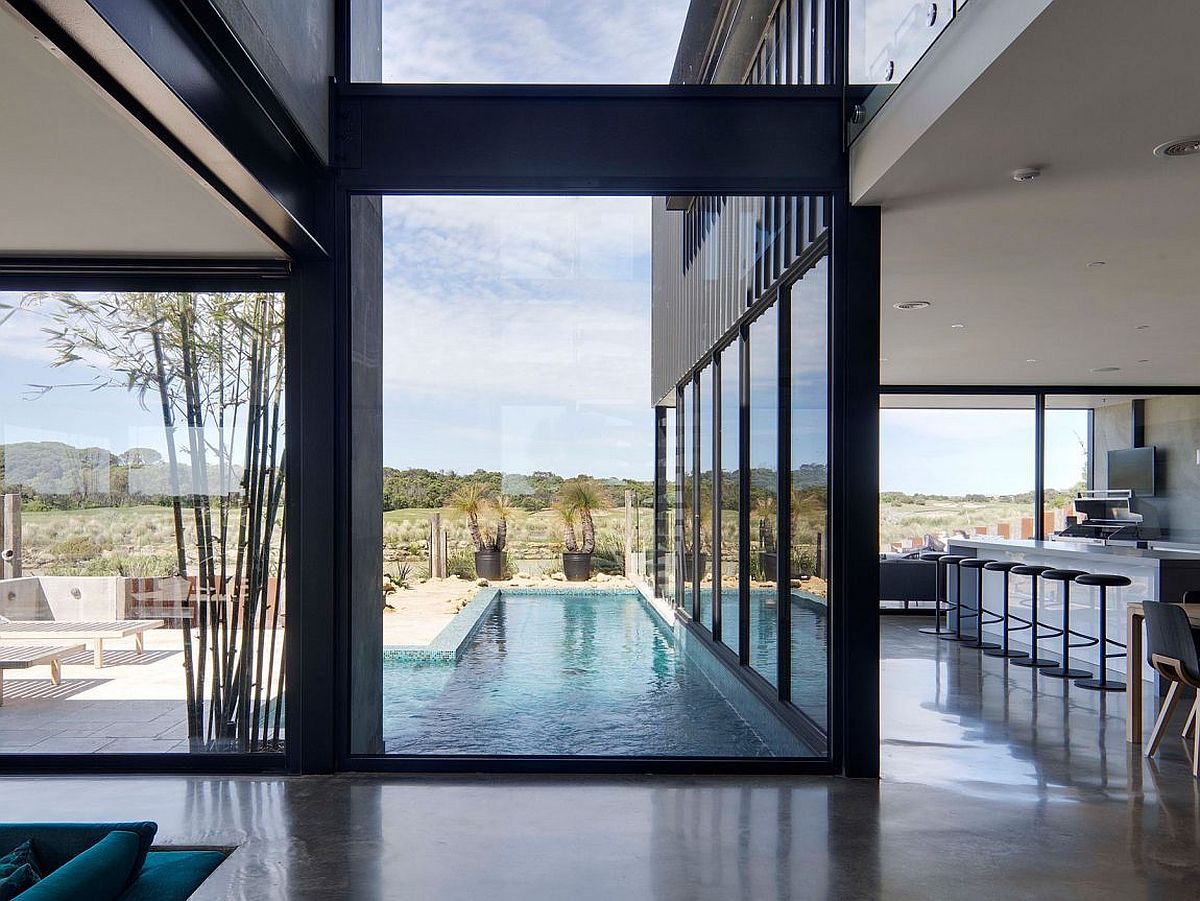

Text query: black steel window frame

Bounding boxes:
[0,263,293,776]
[329,0,872,775]
[337,181,866,774]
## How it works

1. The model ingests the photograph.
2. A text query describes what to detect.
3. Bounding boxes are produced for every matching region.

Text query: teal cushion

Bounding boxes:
[16,831,138,901]
[0,863,41,901]
[119,850,228,901]
[0,822,157,885]
[0,839,40,879]
[0,839,42,900]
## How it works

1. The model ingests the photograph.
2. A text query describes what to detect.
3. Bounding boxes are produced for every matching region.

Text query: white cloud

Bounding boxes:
[381,0,690,83]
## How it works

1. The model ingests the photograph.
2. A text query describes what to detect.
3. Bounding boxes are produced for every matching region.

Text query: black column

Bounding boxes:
[831,200,881,778]
[286,238,339,775]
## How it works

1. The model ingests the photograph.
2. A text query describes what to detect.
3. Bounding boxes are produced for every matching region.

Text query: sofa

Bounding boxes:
[879,555,938,608]
[0,822,225,900]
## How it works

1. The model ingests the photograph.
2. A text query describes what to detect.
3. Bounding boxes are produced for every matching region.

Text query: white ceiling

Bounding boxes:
[0,5,282,258]
[858,0,1200,387]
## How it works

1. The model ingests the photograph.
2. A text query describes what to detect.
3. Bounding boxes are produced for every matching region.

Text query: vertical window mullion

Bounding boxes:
[712,359,722,643]
[777,283,793,703]
[738,328,751,666]
[692,376,702,622]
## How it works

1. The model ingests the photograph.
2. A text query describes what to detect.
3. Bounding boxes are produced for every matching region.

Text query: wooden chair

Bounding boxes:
[1142,601,1200,775]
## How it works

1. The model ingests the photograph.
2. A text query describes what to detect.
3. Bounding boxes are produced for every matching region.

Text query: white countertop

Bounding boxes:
[947,537,1200,565]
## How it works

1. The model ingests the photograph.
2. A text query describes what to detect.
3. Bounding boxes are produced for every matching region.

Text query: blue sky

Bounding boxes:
[881,408,1090,495]
[381,0,691,83]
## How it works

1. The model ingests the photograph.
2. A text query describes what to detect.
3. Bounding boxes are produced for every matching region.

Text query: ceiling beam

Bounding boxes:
[336,84,846,195]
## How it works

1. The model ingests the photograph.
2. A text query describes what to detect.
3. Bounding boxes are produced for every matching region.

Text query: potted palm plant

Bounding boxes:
[556,479,609,581]
[447,482,511,580]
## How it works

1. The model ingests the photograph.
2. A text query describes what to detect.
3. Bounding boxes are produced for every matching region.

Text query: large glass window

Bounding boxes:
[679,383,691,612]
[662,405,676,605]
[717,343,741,655]
[0,289,286,754]
[879,396,1036,554]
[698,366,714,629]
[374,1,690,84]
[748,302,780,687]
[788,260,829,727]
[1048,394,1200,545]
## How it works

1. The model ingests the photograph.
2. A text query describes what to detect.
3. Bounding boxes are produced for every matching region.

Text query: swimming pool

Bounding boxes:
[382,590,775,757]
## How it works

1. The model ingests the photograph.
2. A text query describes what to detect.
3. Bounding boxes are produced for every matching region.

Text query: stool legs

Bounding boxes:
[938,563,965,642]
[984,572,1028,659]
[919,560,946,636]
[1075,586,1127,692]
[1041,580,1093,679]
[963,567,999,650]
[1013,576,1058,668]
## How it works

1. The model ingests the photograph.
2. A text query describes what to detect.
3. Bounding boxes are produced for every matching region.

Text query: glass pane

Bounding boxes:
[879,396,1037,554]
[698,366,714,629]
[749,303,780,687]
[789,259,829,728]
[718,344,741,655]
[679,384,691,611]
[662,406,676,605]
[0,290,286,754]
[850,0,954,85]
[376,1,690,83]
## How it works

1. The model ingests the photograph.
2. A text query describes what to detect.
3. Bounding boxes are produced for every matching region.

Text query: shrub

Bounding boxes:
[447,550,476,580]
[48,535,109,563]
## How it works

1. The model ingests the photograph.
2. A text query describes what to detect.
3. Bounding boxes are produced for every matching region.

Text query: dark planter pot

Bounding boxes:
[474,550,504,580]
[683,552,708,582]
[562,552,593,582]
[759,552,778,583]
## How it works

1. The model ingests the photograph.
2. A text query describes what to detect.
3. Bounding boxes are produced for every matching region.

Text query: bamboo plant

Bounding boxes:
[15,290,286,752]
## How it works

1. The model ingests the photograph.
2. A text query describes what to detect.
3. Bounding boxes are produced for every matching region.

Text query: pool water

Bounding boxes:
[382,591,773,757]
[701,588,829,730]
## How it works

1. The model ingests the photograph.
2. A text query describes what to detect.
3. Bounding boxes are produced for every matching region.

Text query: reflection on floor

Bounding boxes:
[0,618,1197,899]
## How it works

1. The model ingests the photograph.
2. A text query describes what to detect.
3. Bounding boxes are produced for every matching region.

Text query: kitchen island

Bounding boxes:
[946,538,1200,684]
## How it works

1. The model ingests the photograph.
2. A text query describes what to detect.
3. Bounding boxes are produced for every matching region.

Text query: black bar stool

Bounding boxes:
[958,558,1000,650]
[1073,573,1132,692]
[1011,564,1062,668]
[1038,569,1095,679]
[982,561,1029,659]
[917,552,948,636]
[934,555,969,642]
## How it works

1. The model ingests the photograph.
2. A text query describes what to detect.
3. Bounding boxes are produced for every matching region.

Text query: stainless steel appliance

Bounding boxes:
[1054,490,1145,546]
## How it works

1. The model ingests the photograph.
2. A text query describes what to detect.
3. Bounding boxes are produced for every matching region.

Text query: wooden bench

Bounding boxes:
[0,620,164,668]
[0,644,85,706]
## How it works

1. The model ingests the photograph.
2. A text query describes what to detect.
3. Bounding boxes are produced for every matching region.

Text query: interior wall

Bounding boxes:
[1093,397,1200,540]
[210,0,336,161]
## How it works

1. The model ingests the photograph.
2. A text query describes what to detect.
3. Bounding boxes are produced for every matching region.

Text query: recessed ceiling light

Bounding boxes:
[1086,261,1106,269]
[1153,137,1200,158]
[951,323,965,329]
[1025,359,1038,363]
[1012,167,1041,182]
[893,301,931,311]
[880,357,890,363]
[1090,366,1121,373]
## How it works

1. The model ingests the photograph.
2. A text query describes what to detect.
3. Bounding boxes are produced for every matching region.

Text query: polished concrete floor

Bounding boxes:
[3,617,1200,899]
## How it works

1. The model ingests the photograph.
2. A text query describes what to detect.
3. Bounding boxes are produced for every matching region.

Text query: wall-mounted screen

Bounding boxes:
[1107,446,1156,497]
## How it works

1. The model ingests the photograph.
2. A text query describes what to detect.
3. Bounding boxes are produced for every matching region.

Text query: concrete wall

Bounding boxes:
[211,0,336,161]
[1093,396,1200,540]
[0,576,124,620]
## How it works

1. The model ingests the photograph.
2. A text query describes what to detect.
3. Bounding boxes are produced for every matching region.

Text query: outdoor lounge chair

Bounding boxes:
[0,644,85,705]
[0,620,163,668]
